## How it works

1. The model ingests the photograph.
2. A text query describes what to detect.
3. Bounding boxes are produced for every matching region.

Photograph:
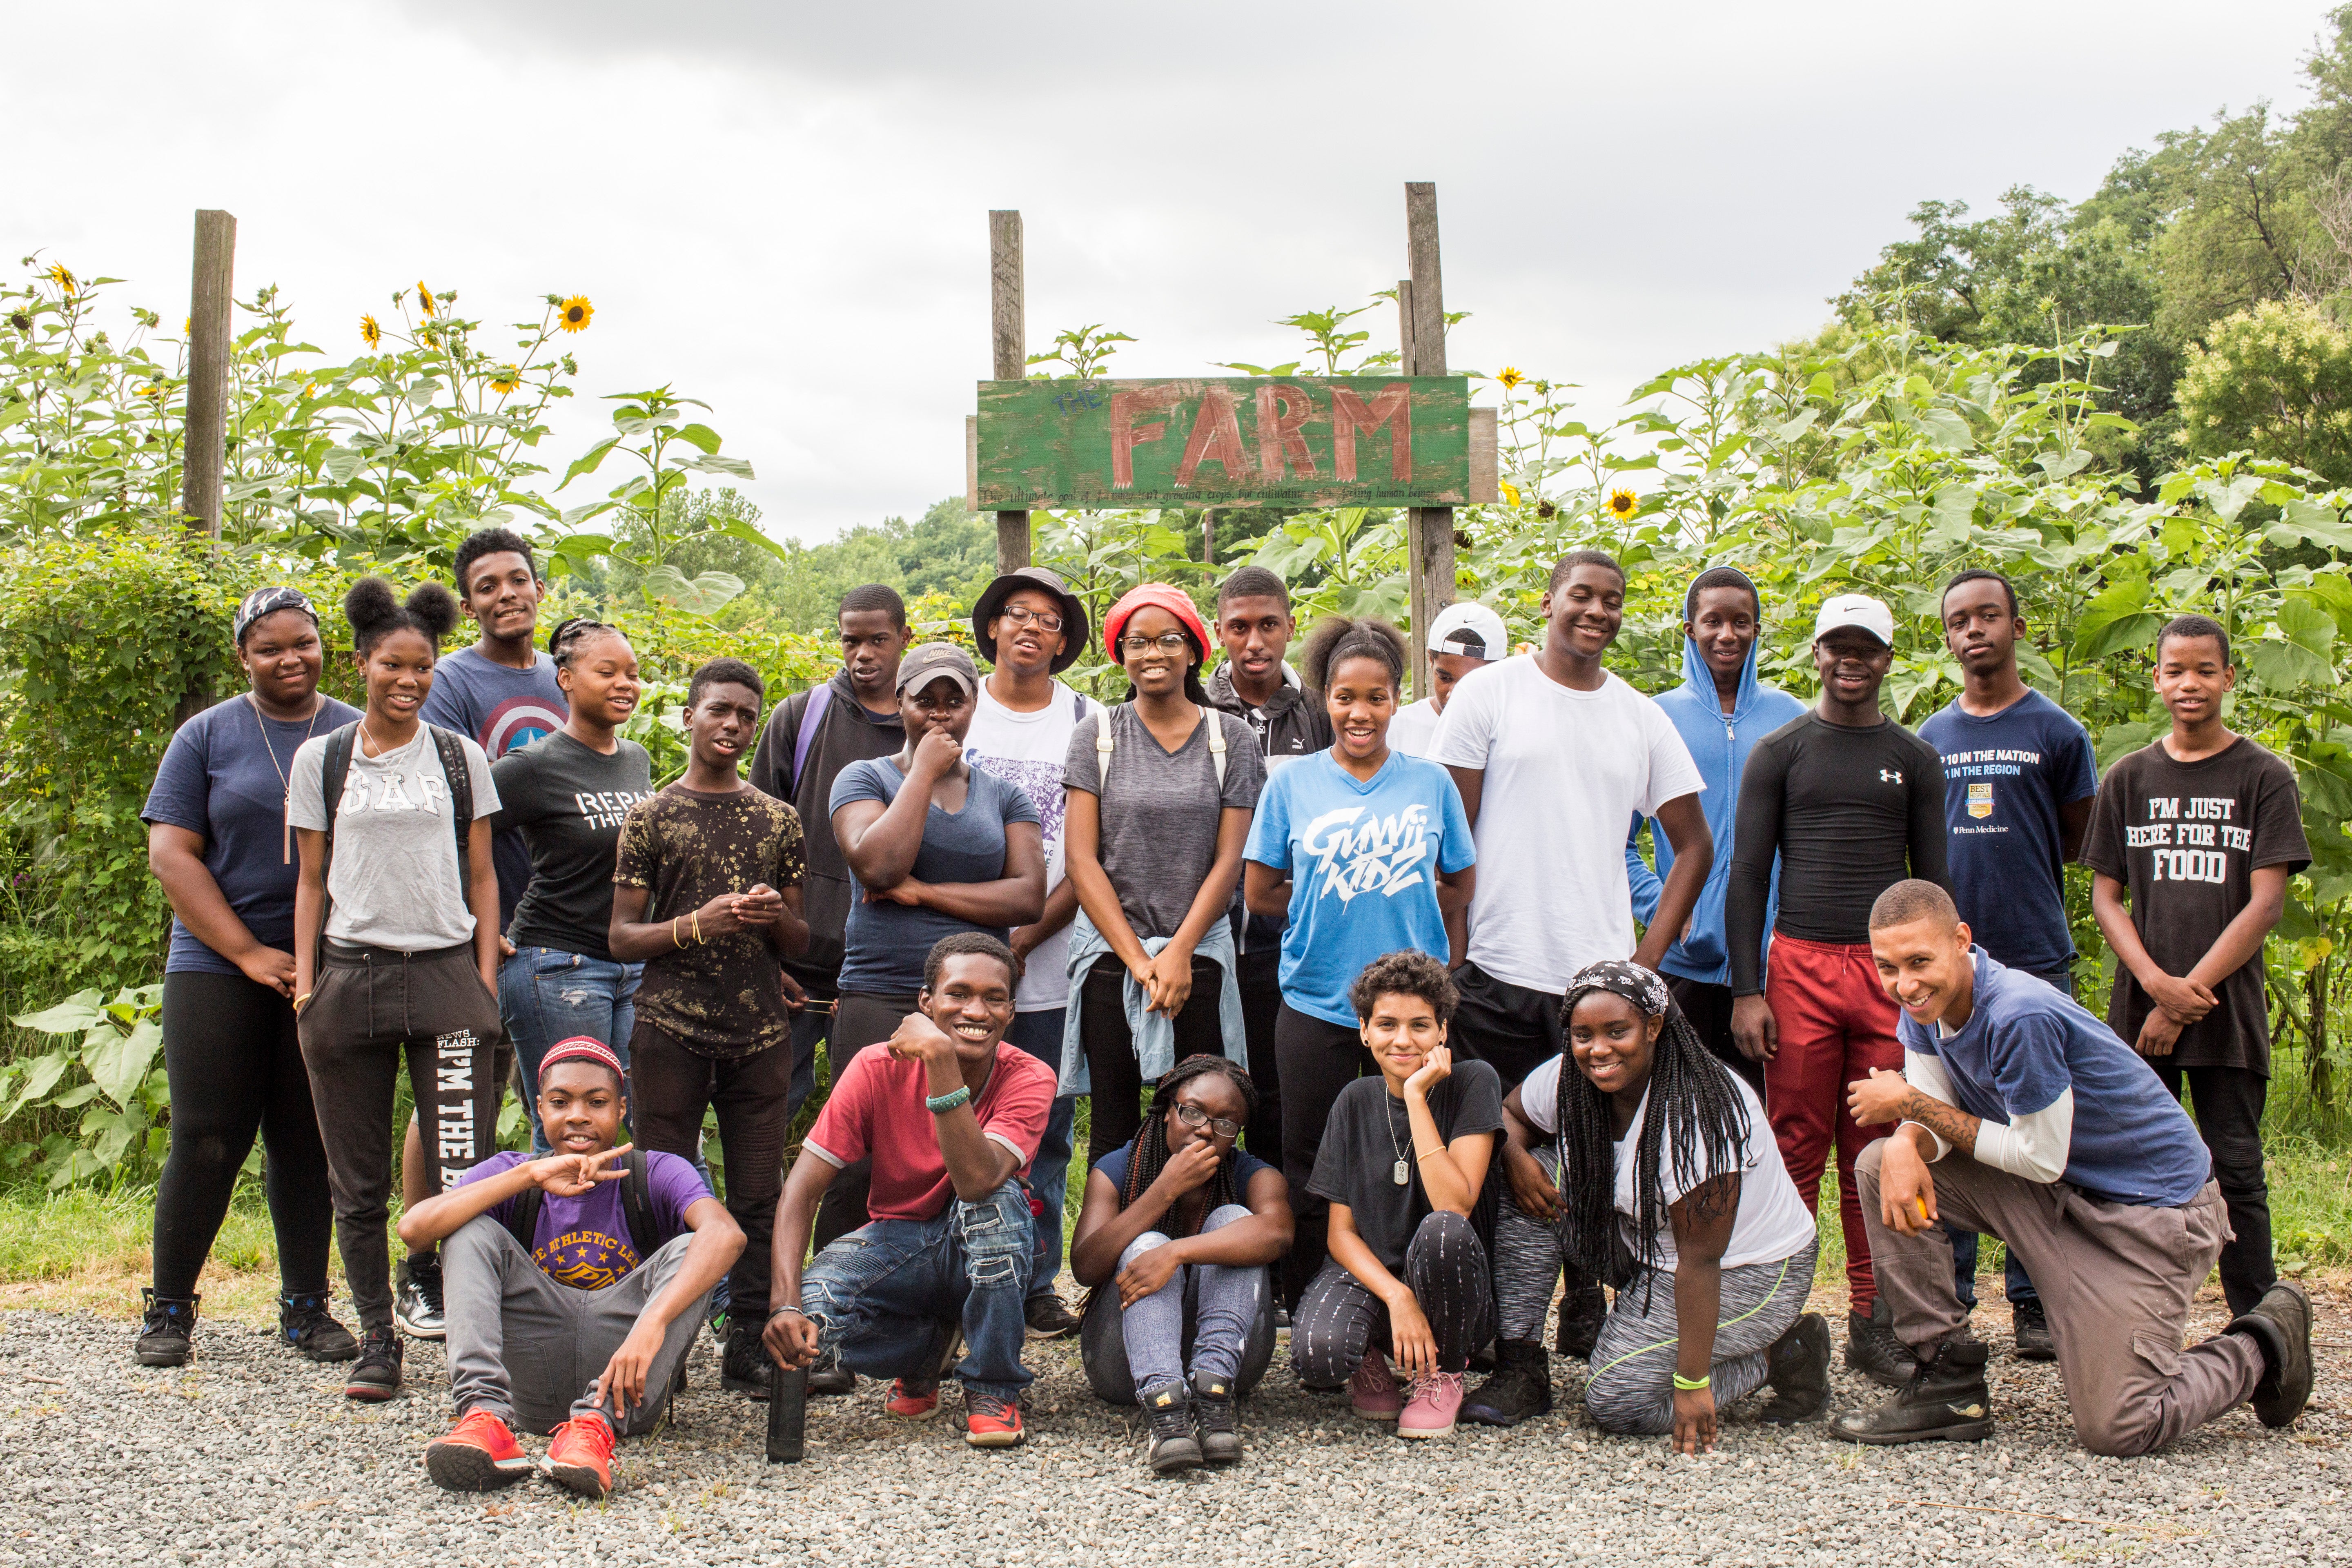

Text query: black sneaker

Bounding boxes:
[2010,1297,2056,1362]
[280,1292,359,1363]
[1757,1312,1832,1424]
[136,1290,198,1367]
[1139,1379,1200,1475]
[1555,1285,1606,1361]
[721,1321,772,1398]
[1024,1293,1082,1340]
[1845,1295,1919,1388]
[394,1255,446,1341]
[345,1327,405,1401]
[2227,1281,2314,1429]
[1829,1336,1993,1445]
[1190,1370,1241,1463]
[808,1358,858,1397]
[1460,1339,1552,1427]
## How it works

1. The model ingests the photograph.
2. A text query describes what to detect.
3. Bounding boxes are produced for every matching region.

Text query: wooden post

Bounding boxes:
[989,210,1031,572]
[1201,508,1216,567]
[180,209,236,537]
[1401,181,1455,699]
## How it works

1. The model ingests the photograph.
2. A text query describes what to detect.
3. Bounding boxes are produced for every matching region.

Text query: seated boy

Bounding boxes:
[399,1037,743,1499]
[762,933,1056,1448]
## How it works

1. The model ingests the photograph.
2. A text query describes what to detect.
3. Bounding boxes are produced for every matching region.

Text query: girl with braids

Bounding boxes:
[1245,615,1475,1310]
[1478,960,1829,1446]
[1069,1056,1293,1475]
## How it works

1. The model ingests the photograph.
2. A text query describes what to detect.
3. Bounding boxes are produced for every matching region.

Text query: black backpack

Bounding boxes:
[313,720,475,943]
[502,1148,674,1263]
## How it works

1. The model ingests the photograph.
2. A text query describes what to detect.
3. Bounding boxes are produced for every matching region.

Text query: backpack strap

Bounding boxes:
[619,1148,665,1261]
[1205,708,1227,791]
[1097,703,1226,790]
[1071,689,1087,722]
[314,722,360,947]
[790,683,835,798]
[504,1182,544,1260]
[428,726,474,882]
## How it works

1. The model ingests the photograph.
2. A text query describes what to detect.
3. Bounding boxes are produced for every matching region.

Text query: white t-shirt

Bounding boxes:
[963,678,1104,1012]
[287,724,501,952]
[1430,657,1704,992]
[1520,1056,1814,1270]
[1388,697,1443,759]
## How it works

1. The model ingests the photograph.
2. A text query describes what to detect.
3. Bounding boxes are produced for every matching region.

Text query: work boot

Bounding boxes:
[1829,1337,1994,1445]
[1555,1285,1607,1361]
[1756,1312,1832,1424]
[1190,1370,1242,1463]
[1845,1294,1919,1388]
[2226,1281,2313,1429]
[1139,1379,1200,1474]
[2010,1297,2055,1361]
[136,1290,199,1367]
[1460,1339,1552,1428]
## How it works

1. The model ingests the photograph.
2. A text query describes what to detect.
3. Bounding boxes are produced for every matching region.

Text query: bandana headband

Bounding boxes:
[539,1036,626,1082]
[234,586,318,645]
[1559,958,1674,1027]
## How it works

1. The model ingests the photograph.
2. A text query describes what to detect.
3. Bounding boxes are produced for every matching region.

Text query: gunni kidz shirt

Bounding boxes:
[1243,749,1476,1027]
[457,1149,709,1289]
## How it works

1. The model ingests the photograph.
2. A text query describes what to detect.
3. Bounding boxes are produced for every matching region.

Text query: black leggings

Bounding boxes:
[1273,1002,1363,1310]
[153,970,335,1298]
[1080,955,1227,1168]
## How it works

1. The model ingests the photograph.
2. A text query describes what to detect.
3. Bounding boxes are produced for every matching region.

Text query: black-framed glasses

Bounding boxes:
[1121,632,1192,654]
[997,605,1065,633]
[1174,1102,1241,1139]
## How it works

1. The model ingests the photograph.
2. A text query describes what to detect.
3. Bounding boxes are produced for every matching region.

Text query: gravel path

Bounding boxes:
[2,1284,2345,1567]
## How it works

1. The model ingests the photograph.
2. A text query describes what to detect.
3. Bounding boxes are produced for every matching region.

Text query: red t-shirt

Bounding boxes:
[804,1043,1057,1223]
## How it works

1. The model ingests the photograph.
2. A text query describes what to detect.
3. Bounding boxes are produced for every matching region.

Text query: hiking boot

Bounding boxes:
[2227,1281,2314,1429]
[1397,1370,1466,1439]
[393,1254,446,1341]
[720,1321,771,1398]
[2010,1297,2056,1361]
[425,1409,534,1491]
[279,1292,358,1363]
[344,1326,405,1401]
[1140,1379,1200,1474]
[1460,1339,1552,1428]
[808,1358,857,1396]
[1829,1337,1994,1445]
[543,1412,617,1499]
[1555,1285,1607,1360]
[886,1379,942,1420]
[135,1290,198,1368]
[1757,1312,1832,1424]
[964,1388,1025,1448]
[1024,1293,1082,1340]
[1349,1349,1402,1421]
[1845,1294,1918,1388]
[1190,1370,1241,1464]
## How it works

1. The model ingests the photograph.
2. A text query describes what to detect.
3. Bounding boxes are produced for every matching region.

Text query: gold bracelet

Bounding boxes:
[292,991,312,1013]
[673,916,684,948]
[1415,1148,1446,1162]
[692,910,704,944]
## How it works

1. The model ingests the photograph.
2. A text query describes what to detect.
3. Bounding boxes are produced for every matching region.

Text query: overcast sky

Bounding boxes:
[7,1,2336,541]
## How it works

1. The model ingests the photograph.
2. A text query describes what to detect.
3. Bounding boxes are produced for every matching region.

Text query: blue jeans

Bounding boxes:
[1949,962,2069,1311]
[800,1179,1036,1400]
[786,1004,828,1128]
[498,948,642,1157]
[1007,1009,1074,1297]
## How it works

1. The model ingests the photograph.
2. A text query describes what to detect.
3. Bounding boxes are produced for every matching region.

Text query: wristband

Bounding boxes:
[926,1085,973,1114]
[1672,1372,1711,1391]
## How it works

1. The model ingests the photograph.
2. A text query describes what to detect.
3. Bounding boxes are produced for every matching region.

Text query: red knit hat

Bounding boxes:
[1102,583,1212,664]
[539,1036,626,1084]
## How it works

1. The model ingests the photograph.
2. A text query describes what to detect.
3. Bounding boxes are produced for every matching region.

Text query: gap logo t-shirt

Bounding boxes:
[458,1149,709,1289]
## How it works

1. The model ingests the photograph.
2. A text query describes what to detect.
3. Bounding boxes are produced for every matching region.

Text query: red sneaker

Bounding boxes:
[542,1413,617,1499]
[425,1409,534,1492]
[885,1379,942,1420]
[964,1389,1024,1448]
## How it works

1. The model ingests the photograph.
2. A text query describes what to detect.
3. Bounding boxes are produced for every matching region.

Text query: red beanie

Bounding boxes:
[1102,583,1211,664]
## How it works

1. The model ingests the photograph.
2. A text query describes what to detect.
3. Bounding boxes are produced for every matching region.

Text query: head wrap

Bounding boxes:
[1560,958,1674,1026]
[234,586,318,646]
[538,1036,626,1084]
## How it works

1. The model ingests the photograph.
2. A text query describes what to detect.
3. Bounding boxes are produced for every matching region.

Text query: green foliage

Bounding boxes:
[2176,298,2352,482]
[0,985,164,1189]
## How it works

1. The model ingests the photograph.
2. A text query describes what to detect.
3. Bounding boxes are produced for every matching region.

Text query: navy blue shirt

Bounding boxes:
[142,694,364,975]
[1918,690,2097,976]
[1902,949,2210,1207]
[1094,1142,1275,1201]
[419,645,568,929]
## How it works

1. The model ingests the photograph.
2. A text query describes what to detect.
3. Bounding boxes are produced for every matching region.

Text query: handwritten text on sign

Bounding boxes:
[973,377,1475,509]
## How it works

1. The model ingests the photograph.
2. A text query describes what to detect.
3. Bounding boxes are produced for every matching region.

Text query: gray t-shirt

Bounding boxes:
[829,757,1041,996]
[287,724,501,952]
[1307,1062,1503,1274]
[1062,704,1264,942]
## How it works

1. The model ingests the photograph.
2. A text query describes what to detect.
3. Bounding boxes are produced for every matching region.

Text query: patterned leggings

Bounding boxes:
[1291,1211,1494,1382]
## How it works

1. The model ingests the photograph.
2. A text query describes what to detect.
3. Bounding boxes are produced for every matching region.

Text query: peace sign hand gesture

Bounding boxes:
[529,1143,633,1198]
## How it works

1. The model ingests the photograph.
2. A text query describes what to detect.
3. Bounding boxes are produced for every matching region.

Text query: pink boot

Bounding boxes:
[1398,1370,1466,1439]
[1350,1349,1402,1421]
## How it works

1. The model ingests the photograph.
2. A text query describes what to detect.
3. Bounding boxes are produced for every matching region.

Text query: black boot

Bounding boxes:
[136,1290,198,1367]
[1190,1370,1241,1464]
[1844,1294,1919,1388]
[2226,1281,2313,1429]
[1460,1339,1552,1427]
[722,1321,773,1397]
[1829,1336,1993,1445]
[2010,1297,2055,1361]
[279,1291,359,1363]
[1555,1285,1607,1361]
[1756,1312,1831,1424]
[1139,1379,1201,1475]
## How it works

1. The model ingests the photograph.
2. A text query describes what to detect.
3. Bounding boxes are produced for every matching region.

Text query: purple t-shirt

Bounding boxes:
[457,1150,709,1289]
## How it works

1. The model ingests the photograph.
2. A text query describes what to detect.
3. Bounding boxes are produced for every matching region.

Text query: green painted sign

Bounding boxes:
[972,377,1481,510]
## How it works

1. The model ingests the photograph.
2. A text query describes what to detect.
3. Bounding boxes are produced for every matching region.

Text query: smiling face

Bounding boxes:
[1427,650,1486,715]
[1870,912,1976,1031]
[537,1060,626,1156]
[839,608,911,702]
[1217,593,1294,688]
[921,951,1017,1060]
[460,550,543,647]
[559,629,641,731]
[899,675,975,746]
[1686,583,1760,687]
[1540,564,1626,663]
[989,587,1069,678]
[1162,1073,1247,1160]
[1813,628,1891,708]
[2154,631,2234,728]
[684,680,762,773]
[359,627,437,725]
[1360,990,1446,1086]
[239,608,324,708]
[1118,604,1196,699]
[1326,653,1397,763]
[1567,990,1664,1100]
[1941,579,2020,681]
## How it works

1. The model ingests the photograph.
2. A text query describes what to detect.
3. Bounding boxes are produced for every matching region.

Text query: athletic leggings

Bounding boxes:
[1584,1240,1817,1435]
[1080,955,1227,1168]
[152,971,334,1299]
[1291,1211,1494,1382]
[1273,1003,1363,1310]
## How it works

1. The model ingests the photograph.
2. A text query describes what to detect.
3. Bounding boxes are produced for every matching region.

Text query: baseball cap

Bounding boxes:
[1424,600,1508,660]
[895,642,978,697]
[1812,592,1894,648]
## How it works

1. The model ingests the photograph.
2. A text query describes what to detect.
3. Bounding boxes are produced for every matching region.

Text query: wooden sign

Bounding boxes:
[970,377,1495,510]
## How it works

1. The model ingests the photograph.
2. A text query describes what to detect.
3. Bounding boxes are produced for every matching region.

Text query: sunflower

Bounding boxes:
[488,367,522,394]
[1606,487,1639,520]
[416,281,435,318]
[46,263,75,296]
[136,383,163,403]
[1497,365,1524,390]
[558,295,593,333]
[1500,479,1522,506]
[360,314,381,349]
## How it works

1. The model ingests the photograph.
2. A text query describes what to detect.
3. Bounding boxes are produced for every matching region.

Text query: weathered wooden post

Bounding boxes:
[1401,183,1455,699]
[989,209,1031,572]
[181,209,236,537]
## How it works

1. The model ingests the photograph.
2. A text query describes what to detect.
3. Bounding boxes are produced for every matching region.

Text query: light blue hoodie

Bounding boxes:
[1625,598,1806,987]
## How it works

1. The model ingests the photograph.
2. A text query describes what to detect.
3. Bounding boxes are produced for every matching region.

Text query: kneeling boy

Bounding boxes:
[763,933,1056,1447]
[400,1038,743,1499]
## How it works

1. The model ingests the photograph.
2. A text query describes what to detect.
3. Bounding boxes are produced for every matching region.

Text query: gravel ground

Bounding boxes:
[2,1282,2345,1568]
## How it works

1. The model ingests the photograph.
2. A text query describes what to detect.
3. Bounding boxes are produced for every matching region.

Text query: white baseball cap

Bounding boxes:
[1812,592,1894,647]
[1424,600,1509,660]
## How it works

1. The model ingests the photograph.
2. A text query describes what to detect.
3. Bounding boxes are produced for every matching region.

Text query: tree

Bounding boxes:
[2176,298,2352,483]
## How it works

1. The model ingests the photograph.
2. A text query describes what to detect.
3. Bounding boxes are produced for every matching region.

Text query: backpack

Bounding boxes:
[1095,702,1227,789]
[783,682,834,798]
[501,1148,673,1265]
[313,720,475,944]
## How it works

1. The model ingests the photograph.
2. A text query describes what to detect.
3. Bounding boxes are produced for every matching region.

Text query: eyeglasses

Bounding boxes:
[1121,632,1192,654]
[1174,1102,1241,1139]
[997,606,1064,633]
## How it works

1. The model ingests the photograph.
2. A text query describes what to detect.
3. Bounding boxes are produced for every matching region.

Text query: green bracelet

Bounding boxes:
[1672,1372,1711,1391]
[926,1085,972,1114]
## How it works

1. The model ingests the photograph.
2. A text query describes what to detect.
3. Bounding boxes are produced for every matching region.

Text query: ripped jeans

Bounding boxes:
[799,1180,1036,1400]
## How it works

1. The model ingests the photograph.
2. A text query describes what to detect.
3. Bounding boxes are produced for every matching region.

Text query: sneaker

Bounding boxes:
[2228,1281,2314,1429]
[1845,1295,1919,1388]
[706,1294,729,1342]
[344,1326,404,1401]
[1024,1293,1082,1340]
[808,1359,858,1397]
[1190,1371,1241,1464]
[1397,1370,1466,1439]
[1139,1379,1200,1474]
[2010,1297,2056,1362]
[1349,1349,1403,1422]
[394,1255,446,1341]
[543,1412,617,1499]
[1756,1312,1833,1424]
[1460,1339,1551,1427]
[1555,1285,1607,1361]
[964,1388,1025,1448]
[721,1321,771,1398]
[886,1379,942,1420]
[279,1292,359,1363]
[425,1409,534,1491]
[135,1290,198,1368]
[1828,1337,1995,1445]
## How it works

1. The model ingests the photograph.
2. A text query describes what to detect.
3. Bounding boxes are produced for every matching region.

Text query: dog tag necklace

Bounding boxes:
[1384,1094,1410,1186]
[251,693,325,863]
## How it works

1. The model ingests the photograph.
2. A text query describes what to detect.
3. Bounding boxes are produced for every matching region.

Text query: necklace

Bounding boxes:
[249,693,325,864]
[1383,1091,1410,1186]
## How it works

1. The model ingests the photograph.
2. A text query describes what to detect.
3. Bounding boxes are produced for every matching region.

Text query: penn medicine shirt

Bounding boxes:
[962,681,1104,1013]
[285,725,501,952]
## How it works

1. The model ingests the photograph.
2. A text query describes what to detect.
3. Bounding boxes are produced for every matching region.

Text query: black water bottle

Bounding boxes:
[767,1360,807,1463]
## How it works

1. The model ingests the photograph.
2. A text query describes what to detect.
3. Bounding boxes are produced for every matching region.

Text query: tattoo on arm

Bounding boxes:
[1896,1089,1982,1157]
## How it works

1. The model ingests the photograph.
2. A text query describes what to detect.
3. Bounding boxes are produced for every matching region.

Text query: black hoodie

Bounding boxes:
[748,671,905,992]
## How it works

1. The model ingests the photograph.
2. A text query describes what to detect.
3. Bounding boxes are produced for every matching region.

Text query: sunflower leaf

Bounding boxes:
[714,517,789,563]
[671,423,722,455]
[559,437,619,490]
[679,452,755,479]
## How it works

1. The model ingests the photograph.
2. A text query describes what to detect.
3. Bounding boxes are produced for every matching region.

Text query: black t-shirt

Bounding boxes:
[1307,1062,1503,1274]
[2083,737,2310,1074]
[490,731,655,961]
[1726,712,1949,994]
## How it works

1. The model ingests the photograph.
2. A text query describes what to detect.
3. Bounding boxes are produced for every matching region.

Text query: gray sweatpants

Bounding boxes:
[443,1216,709,1437]
[1856,1140,2263,1457]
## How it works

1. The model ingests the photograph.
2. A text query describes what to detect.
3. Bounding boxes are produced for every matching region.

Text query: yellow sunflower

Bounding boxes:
[1500,479,1522,506]
[46,263,75,295]
[558,295,593,333]
[1606,487,1639,520]
[1497,365,1525,390]
[136,383,163,403]
[488,367,522,394]
[360,314,382,349]
[416,281,435,318]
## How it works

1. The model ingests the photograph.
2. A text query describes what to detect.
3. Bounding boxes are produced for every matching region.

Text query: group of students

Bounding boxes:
[133,529,2316,1498]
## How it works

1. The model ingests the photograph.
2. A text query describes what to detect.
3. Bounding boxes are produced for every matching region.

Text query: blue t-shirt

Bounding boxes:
[829,757,1041,996]
[1918,690,2097,976]
[458,1149,710,1288]
[1094,1142,1274,1202]
[1900,949,2210,1207]
[141,694,365,975]
[1243,750,1477,1028]
[419,646,569,927]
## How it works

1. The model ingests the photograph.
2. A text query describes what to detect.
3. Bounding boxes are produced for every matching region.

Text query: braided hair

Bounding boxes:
[1551,961,1752,1303]
[547,616,627,669]
[1117,1054,1259,1233]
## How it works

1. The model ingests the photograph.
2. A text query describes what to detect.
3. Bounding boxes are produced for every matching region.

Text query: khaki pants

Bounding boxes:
[1855,1140,2263,1456]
